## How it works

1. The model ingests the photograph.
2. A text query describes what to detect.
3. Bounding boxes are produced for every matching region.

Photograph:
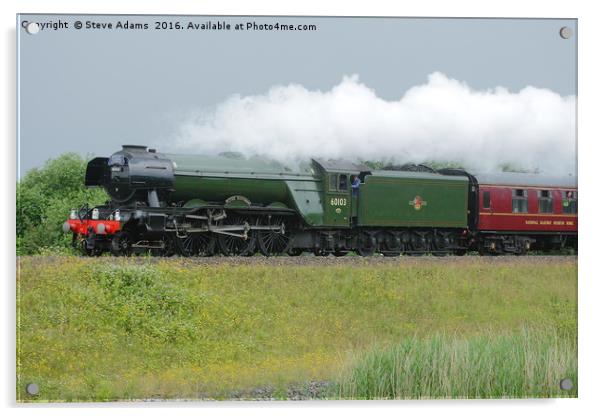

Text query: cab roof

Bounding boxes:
[312,158,370,173]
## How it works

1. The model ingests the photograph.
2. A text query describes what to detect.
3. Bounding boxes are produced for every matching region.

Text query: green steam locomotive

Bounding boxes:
[65,145,471,256]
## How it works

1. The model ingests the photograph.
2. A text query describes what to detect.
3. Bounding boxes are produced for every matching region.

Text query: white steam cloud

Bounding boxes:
[173,72,576,174]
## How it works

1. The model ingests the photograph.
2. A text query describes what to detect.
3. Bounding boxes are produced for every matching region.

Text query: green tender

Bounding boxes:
[357,170,468,228]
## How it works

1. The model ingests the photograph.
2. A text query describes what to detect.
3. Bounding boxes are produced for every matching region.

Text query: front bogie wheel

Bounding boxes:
[111,230,133,256]
[80,239,103,256]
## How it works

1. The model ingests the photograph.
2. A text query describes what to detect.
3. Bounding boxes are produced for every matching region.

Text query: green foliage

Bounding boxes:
[17,154,107,255]
[336,329,576,399]
[17,257,577,401]
[93,264,197,341]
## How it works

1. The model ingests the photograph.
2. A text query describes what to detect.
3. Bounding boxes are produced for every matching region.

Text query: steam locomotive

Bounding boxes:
[64,145,577,256]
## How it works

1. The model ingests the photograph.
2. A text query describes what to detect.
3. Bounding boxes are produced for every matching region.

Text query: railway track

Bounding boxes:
[20,254,577,267]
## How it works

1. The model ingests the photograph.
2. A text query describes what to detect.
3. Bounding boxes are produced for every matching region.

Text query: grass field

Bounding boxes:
[16,256,577,401]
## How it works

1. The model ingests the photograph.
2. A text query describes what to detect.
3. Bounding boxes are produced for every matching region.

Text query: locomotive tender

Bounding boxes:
[64,145,577,256]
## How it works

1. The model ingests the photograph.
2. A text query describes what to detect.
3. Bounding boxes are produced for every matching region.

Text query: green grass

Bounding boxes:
[335,329,576,399]
[16,256,577,401]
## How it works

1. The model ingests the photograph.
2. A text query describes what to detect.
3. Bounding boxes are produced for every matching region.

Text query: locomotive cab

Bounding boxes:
[312,159,369,227]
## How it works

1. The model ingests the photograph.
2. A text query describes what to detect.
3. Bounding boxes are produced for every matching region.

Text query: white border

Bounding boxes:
[3,1,601,415]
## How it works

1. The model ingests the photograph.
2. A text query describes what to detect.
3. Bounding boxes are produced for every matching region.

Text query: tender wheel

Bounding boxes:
[431,231,450,256]
[382,231,401,257]
[288,248,303,256]
[217,217,256,256]
[111,230,133,256]
[356,232,377,257]
[257,216,293,256]
[409,232,428,256]
[177,233,216,257]
[313,248,330,256]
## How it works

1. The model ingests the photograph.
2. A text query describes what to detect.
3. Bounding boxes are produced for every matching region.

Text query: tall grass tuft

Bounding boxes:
[336,328,577,399]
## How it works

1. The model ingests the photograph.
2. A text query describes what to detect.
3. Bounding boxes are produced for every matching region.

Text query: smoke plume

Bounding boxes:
[172,72,576,174]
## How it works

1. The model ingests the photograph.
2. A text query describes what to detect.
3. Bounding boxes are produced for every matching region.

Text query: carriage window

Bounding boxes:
[339,174,348,191]
[562,191,577,214]
[538,190,553,213]
[482,191,491,209]
[512,189,528,213]
[329,174,337,191]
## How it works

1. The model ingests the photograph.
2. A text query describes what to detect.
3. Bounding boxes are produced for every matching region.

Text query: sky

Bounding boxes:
[17,15,577,176]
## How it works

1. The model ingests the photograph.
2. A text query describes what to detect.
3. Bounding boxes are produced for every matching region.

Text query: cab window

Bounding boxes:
[339,174,348,191]
[329,174,337,191]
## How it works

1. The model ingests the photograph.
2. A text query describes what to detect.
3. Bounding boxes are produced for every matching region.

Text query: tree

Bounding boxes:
[17,154,108,255]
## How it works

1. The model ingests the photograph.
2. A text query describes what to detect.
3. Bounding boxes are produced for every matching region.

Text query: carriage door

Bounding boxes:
[324,173,351,227]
